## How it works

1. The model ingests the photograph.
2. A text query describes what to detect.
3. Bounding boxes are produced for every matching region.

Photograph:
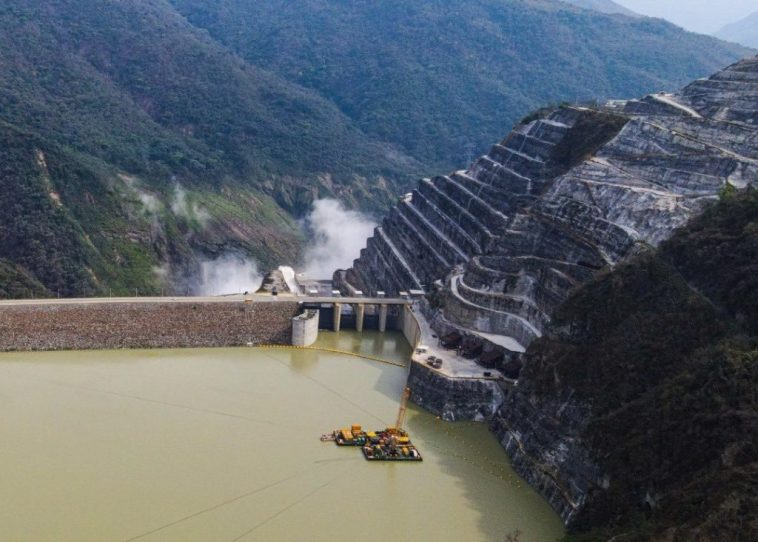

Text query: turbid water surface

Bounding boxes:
[0,331,563,541]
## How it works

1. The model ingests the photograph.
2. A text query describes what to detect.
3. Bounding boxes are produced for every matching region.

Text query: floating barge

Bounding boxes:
[320,387,422,462]
[361,428,422,461]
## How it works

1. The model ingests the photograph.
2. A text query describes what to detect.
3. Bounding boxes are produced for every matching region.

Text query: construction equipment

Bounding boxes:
[320,386,422,462]
[361,427,422,462]
[388,387,411,435]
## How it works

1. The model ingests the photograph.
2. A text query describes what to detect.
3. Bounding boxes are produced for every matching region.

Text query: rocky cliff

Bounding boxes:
[343,57,758,539]
[345,56,757,352]
[494,191,758,540]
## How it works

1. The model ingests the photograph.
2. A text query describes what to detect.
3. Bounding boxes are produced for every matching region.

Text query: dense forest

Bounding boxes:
[171,0,750,169]
[0,0,421,295]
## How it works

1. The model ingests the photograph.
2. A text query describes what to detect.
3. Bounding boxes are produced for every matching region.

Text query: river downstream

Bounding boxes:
[0,331,563,541]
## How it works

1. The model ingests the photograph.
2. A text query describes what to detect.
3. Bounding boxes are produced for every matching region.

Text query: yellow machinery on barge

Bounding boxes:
[320,387,422,462]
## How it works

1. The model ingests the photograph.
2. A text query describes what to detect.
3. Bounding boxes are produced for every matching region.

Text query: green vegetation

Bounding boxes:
[0,0,419,296]
[0,124,101,297]
[526,189,758,540]
[0,0,419,208]
[171,0,750,170]
[664,188,758,332]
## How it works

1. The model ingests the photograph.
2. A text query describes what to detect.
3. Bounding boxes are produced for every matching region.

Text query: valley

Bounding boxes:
[1,2,756,540]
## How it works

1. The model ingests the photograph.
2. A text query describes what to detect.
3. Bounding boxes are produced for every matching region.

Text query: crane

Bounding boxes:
[390,386,411,434]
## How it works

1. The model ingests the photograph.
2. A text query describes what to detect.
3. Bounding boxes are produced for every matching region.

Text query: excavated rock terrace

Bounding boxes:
[343,56,758,355]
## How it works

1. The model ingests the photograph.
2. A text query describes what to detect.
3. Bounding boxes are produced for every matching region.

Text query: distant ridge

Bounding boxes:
[172,0,748,171]
[715,11,758,49]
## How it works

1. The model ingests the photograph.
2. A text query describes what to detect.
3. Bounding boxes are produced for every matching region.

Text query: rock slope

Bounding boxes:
[344,56,758,354]
[493,190,758,539]
[0,0,750,297]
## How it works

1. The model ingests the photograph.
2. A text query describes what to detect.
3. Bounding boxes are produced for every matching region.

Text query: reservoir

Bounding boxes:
[0,331,563,541]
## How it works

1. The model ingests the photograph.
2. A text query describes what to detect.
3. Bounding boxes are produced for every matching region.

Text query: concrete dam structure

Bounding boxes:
[0,297,300,351]
[0,294,414,352]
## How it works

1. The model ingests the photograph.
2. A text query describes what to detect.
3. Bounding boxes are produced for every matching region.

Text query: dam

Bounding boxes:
[0,331,564,541]
[0,293,413,352]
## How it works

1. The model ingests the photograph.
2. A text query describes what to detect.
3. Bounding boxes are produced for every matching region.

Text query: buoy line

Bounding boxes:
[256,344,408,368]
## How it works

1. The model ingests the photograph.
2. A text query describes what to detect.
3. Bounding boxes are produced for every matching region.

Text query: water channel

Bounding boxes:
[0,331,563,541]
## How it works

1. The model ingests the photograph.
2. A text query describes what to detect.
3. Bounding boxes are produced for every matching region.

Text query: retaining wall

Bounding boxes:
[408,362,507,422]
[0,300,300,351]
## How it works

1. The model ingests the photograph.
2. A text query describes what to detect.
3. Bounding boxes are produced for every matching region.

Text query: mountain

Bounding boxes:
[0,0,751,298]
[343,56,758,305]
[0,0,420,296]
[342,56,758,539]
[170,0,747,170]
[715,11,758,49]
[508,190,758,540]
[562,0,638,17]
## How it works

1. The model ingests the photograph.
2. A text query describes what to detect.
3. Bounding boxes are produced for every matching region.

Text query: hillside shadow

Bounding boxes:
[404,404,565,542]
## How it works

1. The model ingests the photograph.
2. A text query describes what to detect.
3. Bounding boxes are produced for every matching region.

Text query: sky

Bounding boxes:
[615,0,758,34]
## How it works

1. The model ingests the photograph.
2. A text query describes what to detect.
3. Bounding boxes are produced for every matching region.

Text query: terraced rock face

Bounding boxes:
[343,56,758,352]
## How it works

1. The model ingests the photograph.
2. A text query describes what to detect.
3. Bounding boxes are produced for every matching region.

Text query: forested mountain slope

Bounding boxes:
[504,189,758,541]
[171,0,749,169]
[0,0,420,296]
[562,0,638,17]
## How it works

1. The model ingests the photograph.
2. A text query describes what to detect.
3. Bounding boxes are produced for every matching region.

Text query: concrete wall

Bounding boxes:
[399,305,422,349]
[408,362,506,422]
[291,309,319,347]
[0,300,300,351]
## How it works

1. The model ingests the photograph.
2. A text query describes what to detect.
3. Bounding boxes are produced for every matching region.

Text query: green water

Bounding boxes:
[0,331,563,541]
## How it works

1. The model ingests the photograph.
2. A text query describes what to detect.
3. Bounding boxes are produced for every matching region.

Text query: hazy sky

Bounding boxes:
[615,0,758,34]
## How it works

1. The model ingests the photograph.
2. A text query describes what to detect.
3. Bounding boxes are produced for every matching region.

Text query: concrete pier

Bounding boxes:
[379,304,388,332]
[333,302,342,332]
[354,303,365,333]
